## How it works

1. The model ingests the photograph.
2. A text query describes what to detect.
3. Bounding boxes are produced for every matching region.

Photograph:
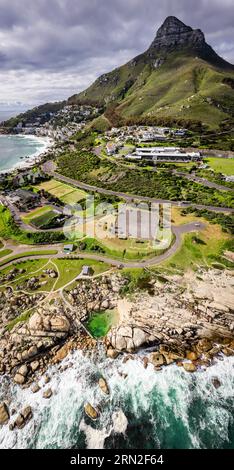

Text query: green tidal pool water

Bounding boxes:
[86,309,118,338]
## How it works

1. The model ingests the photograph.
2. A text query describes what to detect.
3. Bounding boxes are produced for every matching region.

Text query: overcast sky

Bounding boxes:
[0,0,233,109]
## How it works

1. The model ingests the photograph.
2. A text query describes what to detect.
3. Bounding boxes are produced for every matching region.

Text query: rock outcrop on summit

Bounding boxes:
[146,16,231,69]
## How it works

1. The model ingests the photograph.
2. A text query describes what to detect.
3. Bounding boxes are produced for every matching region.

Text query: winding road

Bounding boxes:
[0,222,206,270]
[43,161,234,214]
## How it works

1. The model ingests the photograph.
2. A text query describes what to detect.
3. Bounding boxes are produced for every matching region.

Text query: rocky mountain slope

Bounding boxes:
[69,16,234,129]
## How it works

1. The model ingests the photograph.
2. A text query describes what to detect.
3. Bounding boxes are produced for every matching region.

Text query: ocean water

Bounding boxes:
[0,350,233,449]
[0,135,47,172]
[0,110,18,123]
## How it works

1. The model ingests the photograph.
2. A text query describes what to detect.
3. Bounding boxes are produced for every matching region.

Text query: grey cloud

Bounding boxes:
[0,0,233,104]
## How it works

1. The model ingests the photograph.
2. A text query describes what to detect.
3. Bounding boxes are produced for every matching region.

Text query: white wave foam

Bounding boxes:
[0,351,233,449]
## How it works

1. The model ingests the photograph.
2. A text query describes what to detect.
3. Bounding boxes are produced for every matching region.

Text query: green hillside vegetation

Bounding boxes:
[70,52,234,131]
[2,101,65,128]
[57,149,234,208]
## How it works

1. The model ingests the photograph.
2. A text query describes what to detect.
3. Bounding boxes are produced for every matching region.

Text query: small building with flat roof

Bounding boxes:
[63,244,74,253]
[81,265,93,276]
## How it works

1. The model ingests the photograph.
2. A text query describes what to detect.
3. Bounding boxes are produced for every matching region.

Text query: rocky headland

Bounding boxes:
[0,268,233,428]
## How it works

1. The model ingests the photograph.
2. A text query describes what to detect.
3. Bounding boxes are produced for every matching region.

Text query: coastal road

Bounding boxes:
[0,222,206,270]
[173,171,233,192]
[42,161,234,214]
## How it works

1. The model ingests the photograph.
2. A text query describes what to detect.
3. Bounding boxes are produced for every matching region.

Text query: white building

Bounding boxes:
[126,147,201,162]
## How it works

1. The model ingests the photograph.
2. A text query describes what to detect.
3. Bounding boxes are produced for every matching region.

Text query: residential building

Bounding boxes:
[8,189,40,210]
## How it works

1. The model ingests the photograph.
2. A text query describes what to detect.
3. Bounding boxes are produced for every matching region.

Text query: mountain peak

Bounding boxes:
[158,16,193,35]
[148,16,205,55]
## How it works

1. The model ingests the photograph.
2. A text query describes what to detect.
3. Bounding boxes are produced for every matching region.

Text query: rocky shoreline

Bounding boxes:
[0,268,233,429]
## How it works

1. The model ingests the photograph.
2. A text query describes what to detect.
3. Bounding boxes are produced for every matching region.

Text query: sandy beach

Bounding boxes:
[0,134,54,174]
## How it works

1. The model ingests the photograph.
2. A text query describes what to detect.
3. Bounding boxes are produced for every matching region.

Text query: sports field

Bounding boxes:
[36,179,87,205]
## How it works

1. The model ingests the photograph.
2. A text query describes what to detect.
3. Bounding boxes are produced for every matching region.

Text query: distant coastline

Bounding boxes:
[0,109,27,123]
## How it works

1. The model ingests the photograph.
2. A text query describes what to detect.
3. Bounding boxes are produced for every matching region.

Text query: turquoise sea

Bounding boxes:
[0,135,47,172]
[0,350,233,449]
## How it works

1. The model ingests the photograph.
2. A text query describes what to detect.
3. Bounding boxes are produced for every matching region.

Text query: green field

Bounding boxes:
[23,206,59,228]
[206,158,234,176]
[0,259,49,282]
[30,211,59,228]
[53,258,110,289]
[160,223,233,271]
[36,179,87,205]
[16,261,59,293]
[0,248,12,258]
[0,250,58,268]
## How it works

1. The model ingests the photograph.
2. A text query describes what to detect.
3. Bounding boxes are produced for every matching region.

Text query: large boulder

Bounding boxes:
[182,362,197,373]
[30,361,40,372]
[18,365,28,377]
[149,352,165,367]
[133,328,147,349]
[28,313,43,331]
[108,325,150,353]
[99,378,109,395]
[84,403,99,420]
[50,316,70,332]
[115,335,127,351]
[14,373,26,385]
[14,406,33,429]
[186,351,198,361]
[0,402,10,425]
[106,348,119,359]
[28,312,70,333]
[43,388,53,399]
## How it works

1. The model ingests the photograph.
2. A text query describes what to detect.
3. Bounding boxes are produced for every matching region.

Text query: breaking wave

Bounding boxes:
[0,350,233,449]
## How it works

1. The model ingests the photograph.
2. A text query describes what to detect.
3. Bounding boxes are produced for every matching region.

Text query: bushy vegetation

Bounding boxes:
[182,207,234,234]
[57,149,234,208]
[120,268,153,294]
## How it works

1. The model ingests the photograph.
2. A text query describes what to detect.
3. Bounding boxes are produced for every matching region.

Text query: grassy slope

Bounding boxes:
[118,56,234,128]
[206,157,234,176]
[71,51,234,130]
[0,250,58,268]
[53,258,110,289]
[160,222,233,271]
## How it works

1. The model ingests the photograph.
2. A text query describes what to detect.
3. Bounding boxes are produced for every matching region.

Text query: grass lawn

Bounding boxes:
[0,250,58,268]
[160,223,233,271]
[0,248,12,258]
[171,207,204,225]
[35,179,87,204]
[17,261,59,293]
[206,158,234,176]
[0,259,49,282]
[53,258,110,289]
